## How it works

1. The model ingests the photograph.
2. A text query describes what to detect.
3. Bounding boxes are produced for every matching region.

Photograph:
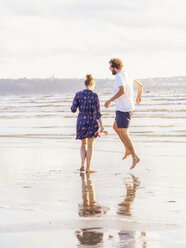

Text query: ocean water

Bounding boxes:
[0,77,186,248]
[0,76,185,144]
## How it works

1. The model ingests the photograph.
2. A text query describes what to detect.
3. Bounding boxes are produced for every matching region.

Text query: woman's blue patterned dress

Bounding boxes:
[71,89,102,140]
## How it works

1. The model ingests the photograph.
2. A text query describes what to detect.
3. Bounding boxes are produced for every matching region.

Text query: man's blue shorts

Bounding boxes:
[115,111,133,128]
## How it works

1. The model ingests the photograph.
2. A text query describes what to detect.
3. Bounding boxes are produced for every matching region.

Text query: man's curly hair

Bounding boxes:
[109,58,123,70]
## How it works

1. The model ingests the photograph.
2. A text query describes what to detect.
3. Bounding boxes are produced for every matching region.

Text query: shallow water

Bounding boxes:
[0,77,186,247]
[0,90,185,143]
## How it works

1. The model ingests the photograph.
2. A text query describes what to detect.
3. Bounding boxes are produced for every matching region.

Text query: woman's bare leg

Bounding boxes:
[113,120,131,159]
[80,138,87,171]
[86,137,96,173]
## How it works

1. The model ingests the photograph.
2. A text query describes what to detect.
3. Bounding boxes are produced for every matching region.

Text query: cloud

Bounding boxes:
[2,0,186,29]
[0,0,186,78]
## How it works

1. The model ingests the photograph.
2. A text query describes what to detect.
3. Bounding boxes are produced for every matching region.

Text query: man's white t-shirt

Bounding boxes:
[114,70,134,112]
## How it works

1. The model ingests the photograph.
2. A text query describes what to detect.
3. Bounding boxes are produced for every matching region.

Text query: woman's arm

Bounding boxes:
[71,93,79,113]
[93,94,104,131]
[97,117,104,132]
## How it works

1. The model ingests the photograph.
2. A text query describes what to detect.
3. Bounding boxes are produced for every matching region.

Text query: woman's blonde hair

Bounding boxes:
[85,74,94,86]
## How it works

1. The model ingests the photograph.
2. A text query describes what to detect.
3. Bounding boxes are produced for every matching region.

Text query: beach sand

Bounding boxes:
[0,138,186,248]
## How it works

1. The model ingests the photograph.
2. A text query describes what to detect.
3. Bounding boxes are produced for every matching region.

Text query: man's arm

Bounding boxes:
[133,79,143,104]
[104,86,124,108]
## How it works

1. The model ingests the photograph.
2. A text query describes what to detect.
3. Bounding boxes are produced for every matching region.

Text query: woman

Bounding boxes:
[71,74,104,173]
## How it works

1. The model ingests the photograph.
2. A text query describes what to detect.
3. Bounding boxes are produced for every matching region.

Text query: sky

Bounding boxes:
[0,0,186,79]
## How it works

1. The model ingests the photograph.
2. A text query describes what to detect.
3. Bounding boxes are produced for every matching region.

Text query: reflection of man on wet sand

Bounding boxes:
[117,175,146,248]
[118,231,147,248]
[76,173,109,246]
[117,174,140,216]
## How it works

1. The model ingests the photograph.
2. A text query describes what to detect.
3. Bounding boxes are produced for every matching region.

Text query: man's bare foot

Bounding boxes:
[80,166,85,172]
[122,152,131,160]
[130,157,140,170]
[86,169,97,174]
[131,174,140,187]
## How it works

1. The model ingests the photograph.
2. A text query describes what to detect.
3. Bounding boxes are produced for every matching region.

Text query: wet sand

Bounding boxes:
[0,138,186,248]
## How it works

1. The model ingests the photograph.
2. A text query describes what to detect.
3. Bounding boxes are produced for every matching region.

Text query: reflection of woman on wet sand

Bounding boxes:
[76,228,103,246]
[78,173,108,217]
[76,173,108,246]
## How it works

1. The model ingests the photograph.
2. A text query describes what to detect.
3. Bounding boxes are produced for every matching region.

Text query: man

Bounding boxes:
[104,58,143,169]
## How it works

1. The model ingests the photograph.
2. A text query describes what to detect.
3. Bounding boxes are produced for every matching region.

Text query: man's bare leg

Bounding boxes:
[80,138,87,171]
[113,120,131,159]
[86,137,96,173]
[119,128,140,169]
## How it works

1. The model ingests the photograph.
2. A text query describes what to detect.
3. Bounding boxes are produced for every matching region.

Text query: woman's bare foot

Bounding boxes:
[86,169,97,174]
[130,157,140,170]
[122,152,131,160]
[80,166,85,172]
